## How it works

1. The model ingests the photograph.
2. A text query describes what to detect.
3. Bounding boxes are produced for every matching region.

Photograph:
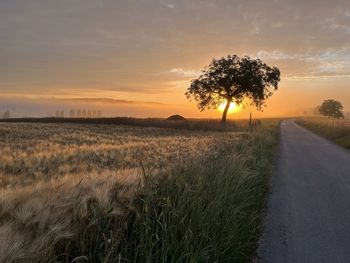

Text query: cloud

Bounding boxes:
[254,49,350,79]
[167,68,201,77]
[256,50,303,60]
[0,0,350,112]
[53,97,180,106]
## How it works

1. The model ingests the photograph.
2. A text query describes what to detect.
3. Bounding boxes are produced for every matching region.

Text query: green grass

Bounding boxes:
[297,118,350,149]
[107,121,279,262]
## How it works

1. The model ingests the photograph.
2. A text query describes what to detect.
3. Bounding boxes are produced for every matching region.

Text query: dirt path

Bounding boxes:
[259,120,350,263]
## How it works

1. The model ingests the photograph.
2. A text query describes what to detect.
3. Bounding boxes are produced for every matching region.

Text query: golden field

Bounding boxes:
[0,123,231,187]
[0,121,278,262]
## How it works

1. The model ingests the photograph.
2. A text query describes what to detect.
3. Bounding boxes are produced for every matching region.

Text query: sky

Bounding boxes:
[1,0,350,118]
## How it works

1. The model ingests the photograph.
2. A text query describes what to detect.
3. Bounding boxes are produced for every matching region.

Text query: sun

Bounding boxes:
[218,101,241,113]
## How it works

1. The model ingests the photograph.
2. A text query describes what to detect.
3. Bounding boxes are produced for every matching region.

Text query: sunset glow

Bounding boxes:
[218,102,241,114]
[0,1,349,119]
[1,1,350,261]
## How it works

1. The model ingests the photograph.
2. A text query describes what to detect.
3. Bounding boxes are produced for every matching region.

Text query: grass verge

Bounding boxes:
[296,118,350,149]
[113,121,279,262]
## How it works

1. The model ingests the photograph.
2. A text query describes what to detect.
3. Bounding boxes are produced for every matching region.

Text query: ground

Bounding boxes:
[0,121,278,263]
[259,120,350,263]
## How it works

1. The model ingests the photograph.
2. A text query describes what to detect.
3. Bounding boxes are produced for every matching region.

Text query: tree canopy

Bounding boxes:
[185,55,280,122]
[319,99,344,119]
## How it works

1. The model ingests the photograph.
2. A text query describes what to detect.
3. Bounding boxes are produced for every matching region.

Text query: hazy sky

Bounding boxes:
[1,0,350,118]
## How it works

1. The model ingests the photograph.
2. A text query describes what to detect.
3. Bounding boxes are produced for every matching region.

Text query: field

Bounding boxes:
[0,117,242,132]
[296,117,350,149]
[0,120,279,262]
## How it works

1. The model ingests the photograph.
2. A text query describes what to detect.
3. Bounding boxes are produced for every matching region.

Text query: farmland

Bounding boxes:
[0,120,278,262]
[296,117,350,149]
[0,123,224,187]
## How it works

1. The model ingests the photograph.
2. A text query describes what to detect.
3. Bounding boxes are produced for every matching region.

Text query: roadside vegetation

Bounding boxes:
[297,117,350,149]
[0,120,279,262]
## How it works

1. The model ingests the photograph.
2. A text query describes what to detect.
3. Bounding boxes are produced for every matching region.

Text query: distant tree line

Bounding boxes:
[55,109,102,118]
[0,110,11,119]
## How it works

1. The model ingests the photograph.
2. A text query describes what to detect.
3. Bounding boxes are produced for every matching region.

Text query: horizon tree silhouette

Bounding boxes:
[313,105,321,116]
[186,54,280,123]
[69,109,75,118]
[319,99,344,119]
[1,110,10,119]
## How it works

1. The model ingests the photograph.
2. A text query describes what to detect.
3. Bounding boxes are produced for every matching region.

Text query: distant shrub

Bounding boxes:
[166,114,187,121]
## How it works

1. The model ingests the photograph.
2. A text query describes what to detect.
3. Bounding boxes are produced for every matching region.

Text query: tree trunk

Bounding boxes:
[221,99,231,123]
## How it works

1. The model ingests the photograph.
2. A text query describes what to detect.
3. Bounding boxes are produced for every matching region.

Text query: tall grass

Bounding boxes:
[0,121,278,262]
[113,122,278,262]
[297,117,350,149]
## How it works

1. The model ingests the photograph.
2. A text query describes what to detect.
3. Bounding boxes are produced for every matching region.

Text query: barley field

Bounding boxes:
[0,123,226,187]
[0,121,278,262]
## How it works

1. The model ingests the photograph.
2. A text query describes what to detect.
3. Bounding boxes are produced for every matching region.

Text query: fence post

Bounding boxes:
[249,112,252,130]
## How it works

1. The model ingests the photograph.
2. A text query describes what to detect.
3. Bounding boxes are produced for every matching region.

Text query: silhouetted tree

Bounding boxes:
[319,99,344,119]
[55,110,60,117]
[69,109,75,118]
[186,54,280,123]
[97,110,102,118]
[76,109,82,118]
[313,105,321,116]
[60,110,65,118]
[1,110,10,119]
